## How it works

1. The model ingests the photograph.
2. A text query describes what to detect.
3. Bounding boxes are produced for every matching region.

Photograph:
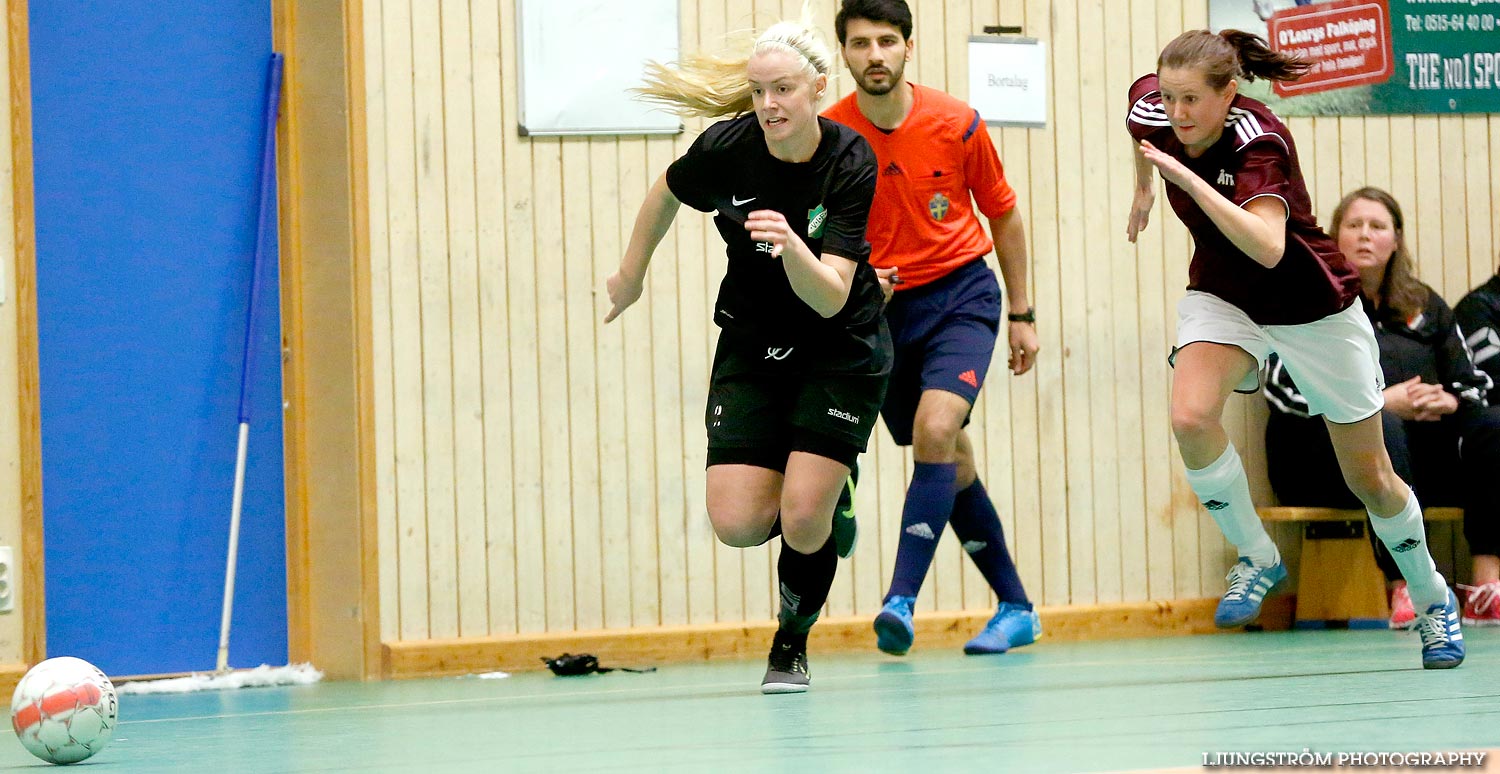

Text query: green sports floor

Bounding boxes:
[8,629,1499,773]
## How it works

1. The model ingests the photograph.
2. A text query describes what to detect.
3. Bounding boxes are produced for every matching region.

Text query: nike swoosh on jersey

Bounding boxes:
[731,196,756,206]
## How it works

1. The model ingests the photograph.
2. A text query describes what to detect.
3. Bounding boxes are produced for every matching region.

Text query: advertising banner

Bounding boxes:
[1210,0,1500,114]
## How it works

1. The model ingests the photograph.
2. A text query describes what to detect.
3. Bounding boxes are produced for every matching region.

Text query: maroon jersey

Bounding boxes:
[1127,73,1359,325]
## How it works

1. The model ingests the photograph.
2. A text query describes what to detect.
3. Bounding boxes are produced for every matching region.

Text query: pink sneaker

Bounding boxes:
[1461,581,1500,626]
[1389,582,1416,630]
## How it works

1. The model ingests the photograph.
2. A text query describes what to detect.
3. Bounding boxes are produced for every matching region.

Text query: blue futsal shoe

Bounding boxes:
[1417,587,1465,670]
[832,464,859,559]
[964,602,1042,655]
[1214,557,1287,628]
[873,595,916,655]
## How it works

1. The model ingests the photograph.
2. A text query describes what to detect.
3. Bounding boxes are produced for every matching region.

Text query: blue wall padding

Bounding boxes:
[30,1,287,675]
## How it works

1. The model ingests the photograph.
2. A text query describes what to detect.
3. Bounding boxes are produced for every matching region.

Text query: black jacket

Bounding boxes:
[1456,273,1500,387]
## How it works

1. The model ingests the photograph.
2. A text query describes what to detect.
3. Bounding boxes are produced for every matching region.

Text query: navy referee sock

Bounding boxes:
[885,462,958,600]
[948,479,1030,607]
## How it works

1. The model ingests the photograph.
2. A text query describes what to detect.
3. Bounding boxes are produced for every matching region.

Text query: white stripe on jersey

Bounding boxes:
[1133,98,1166,116]
[1226,106,1262,132]
[1129,95,1172,127]
[1131,103,1168,121]
[1227,107,1287,152]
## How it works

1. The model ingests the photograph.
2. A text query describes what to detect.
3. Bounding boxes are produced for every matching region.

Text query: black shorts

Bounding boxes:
[705,320,892,471]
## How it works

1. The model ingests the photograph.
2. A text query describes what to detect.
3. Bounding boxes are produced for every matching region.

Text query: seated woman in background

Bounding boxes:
[1264,187,1500,629]
[1456,260,1500,387]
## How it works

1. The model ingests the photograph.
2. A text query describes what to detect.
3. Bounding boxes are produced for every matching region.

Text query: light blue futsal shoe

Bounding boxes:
[964,602,1042,655]
[873,595,916,655]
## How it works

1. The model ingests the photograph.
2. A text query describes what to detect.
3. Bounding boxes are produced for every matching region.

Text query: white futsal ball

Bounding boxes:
[10,656,117,764]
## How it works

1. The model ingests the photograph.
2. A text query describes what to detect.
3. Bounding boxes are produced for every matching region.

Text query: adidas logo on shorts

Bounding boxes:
[1392,538,1422,553]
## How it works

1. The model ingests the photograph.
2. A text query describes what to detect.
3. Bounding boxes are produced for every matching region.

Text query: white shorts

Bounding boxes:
[1174,290,1384,424]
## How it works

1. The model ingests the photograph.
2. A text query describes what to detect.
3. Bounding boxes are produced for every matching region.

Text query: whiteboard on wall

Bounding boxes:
[517,0,682,136]
[967,36,1048,128]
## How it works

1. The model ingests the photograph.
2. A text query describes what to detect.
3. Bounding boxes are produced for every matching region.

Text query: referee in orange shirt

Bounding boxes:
[824,0,1041,656]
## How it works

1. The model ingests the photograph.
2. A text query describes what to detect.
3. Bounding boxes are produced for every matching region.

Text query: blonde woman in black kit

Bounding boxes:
[1126,30,1462,667]
[604,18,891,693]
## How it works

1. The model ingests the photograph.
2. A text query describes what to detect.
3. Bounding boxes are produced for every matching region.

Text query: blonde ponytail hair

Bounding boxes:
[636,16,834,118]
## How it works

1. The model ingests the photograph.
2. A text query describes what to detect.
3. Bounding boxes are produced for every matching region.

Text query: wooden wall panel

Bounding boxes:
[358,0,1500,644]
[671,4,714,626]
[615,136,662,629]
[1131,0,1173,604]
[410,0,457,641]
[560,136,603,632]
[1100,0,1158,602]
[470,0,518,638]
[494,0,546,635]
[379,0,431,642]
[589,137,632,631]
[0,0,32,667]
[363,0,400,647]
[1021,0,1069,607]
[436,0,488,639]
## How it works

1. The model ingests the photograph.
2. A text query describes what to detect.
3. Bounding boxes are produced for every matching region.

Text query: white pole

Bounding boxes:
[216,422,250,672]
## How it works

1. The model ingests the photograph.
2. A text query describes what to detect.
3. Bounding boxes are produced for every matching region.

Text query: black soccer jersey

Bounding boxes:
[667,114,883,341]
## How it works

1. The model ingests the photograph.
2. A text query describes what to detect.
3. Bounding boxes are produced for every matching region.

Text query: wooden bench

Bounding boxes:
[1259,506,1464,628]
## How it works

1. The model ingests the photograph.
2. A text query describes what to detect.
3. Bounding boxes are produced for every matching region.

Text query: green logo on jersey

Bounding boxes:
[807,204,827,238]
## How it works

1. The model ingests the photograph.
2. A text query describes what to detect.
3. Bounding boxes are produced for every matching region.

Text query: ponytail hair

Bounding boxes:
[636,18,834,118]
[1158,29,1311,91]
[636,50,758,118]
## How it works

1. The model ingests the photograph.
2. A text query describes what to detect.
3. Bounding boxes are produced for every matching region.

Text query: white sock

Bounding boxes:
[1183,443,1280,567]
[1368,490,1448,610]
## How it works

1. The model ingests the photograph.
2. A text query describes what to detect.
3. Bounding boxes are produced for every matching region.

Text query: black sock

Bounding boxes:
[776,534,837,633]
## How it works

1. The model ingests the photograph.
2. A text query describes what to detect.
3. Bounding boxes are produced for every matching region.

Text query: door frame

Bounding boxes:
[10,0,45,682]
[273,0,378,680]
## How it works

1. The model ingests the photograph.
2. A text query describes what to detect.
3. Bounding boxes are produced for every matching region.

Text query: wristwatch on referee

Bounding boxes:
[1007,307,1036,323]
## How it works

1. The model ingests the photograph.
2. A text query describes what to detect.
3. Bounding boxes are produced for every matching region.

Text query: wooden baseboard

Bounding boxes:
[382,596,1295,680]
[0,662,28,699]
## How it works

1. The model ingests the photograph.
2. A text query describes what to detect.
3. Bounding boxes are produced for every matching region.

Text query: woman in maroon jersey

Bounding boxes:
[1125,29,1463,668]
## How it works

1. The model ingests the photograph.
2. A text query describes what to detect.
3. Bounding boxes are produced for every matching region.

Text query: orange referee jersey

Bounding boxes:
[823,84,1017,290]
